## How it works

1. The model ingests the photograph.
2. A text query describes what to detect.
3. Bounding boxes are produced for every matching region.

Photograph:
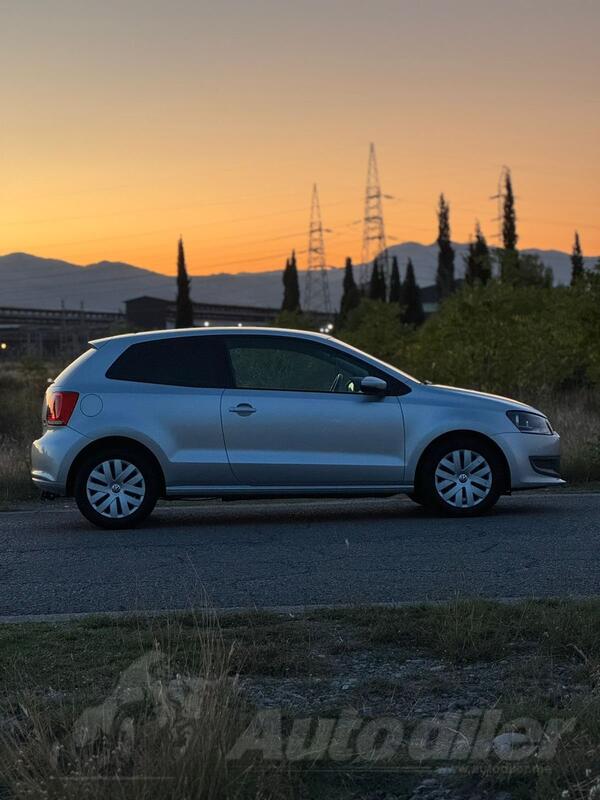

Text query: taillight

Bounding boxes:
[46,390,79,426]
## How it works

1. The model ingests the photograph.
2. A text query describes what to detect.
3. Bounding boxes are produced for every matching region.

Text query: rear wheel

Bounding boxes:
[74,447,159,529]
[417,436,504,516]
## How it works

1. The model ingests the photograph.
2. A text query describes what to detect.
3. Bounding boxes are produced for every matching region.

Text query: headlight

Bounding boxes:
[507,410,553,434]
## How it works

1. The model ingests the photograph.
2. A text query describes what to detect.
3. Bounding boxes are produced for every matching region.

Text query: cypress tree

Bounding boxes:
[338,256,361,325]
[499,169,521,284]
[377,259,387,301]
[281,249,301,311]
[475,223,492,285]
[175,237,194,328]
[502,170,518,251]
[464,241,478,286]
[464,222,492,285]
[368,257,386,301]
[368,258,378,299]
[400,258,425,326]
[435,193,455,300]
[570,231,584,285]
[389,256,401,303]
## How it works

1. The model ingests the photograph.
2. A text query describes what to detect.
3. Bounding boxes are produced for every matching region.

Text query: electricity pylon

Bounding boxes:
[360,143,390,291]
[304,183,331,314]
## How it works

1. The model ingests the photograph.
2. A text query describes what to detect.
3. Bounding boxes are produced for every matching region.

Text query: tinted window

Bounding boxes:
[106,335,229,388]
[225,335,406,394]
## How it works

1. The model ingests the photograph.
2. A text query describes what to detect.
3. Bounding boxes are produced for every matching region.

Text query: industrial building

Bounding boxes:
[0,297,332,359]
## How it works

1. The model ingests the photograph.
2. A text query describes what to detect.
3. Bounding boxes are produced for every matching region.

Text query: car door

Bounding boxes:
[220,334,406,487]
[103,333,235,488]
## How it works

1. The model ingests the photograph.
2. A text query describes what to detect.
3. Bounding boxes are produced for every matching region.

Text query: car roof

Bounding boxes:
[90,326,334,348]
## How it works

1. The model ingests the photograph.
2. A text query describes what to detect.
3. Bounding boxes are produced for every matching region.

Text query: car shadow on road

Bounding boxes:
[124,495,555,531]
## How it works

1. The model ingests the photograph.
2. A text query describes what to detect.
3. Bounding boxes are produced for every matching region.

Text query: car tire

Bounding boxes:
[74,446,159,529]
[417,435,504,517]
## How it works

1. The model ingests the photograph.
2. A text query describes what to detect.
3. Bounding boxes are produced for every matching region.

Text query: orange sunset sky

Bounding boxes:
[2,0,599,276]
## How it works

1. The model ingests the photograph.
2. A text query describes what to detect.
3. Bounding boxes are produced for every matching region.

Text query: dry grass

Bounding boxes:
[3,601,600,799]
[529,389,600,482]
[312,597,600,664]
[0,610,292,800]
[0,360,58,501]
[0,439,34,502]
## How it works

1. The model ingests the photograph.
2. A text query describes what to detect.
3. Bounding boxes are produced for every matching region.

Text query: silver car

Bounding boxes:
[31,327,563,529]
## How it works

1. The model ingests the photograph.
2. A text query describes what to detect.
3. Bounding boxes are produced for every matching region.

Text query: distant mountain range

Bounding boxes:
[0,243,597,312]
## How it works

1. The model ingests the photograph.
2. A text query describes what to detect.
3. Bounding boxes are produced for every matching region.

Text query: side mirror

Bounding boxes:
[360,376,387,395]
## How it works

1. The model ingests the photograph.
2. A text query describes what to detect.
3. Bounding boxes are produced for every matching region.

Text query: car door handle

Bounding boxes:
[228,403,256,416]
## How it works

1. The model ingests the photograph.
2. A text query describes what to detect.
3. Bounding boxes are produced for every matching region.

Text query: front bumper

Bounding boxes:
[493,431,565,490]
[529,455,561,478]
[31,426,89,495]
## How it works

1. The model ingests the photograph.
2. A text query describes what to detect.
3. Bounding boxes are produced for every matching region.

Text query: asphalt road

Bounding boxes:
[1,492,598,619]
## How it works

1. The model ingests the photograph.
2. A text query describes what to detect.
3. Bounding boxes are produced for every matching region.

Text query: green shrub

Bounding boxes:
[339,281,600,395]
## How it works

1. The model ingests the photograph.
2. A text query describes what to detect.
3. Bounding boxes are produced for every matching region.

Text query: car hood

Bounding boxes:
[420,383,540,413]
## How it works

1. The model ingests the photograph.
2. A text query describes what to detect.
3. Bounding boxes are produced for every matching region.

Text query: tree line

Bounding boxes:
[335,171,600,396]
[174,169,596,329]
[279,168,596,330]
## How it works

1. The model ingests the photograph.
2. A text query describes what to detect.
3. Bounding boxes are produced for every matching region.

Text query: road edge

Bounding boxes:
[2,594,598,625]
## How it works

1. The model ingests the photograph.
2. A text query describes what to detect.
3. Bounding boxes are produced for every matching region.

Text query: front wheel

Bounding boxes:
[74,447,159,529]
[417,437,504,516]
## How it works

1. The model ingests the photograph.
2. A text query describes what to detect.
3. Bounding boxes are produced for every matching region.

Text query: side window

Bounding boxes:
[327,351,371,391]
[225,336,404,394]
[226,336,336,391]
[106,336,229,388]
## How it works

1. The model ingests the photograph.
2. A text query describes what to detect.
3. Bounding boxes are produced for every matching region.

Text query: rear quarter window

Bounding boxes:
[106,336,229,388]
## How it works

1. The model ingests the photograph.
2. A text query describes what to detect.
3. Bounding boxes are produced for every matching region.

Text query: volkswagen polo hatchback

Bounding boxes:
[31,328,563,528]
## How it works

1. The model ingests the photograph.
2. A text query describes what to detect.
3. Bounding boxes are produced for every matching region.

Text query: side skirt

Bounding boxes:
[165,484,414,500]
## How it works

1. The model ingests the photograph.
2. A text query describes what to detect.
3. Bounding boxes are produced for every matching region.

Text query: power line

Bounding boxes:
[0,190,316,229]
[2,200,348,253]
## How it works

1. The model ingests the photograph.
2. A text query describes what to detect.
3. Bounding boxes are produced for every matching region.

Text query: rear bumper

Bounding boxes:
[31,427,89,495]
[493,431,565,490]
